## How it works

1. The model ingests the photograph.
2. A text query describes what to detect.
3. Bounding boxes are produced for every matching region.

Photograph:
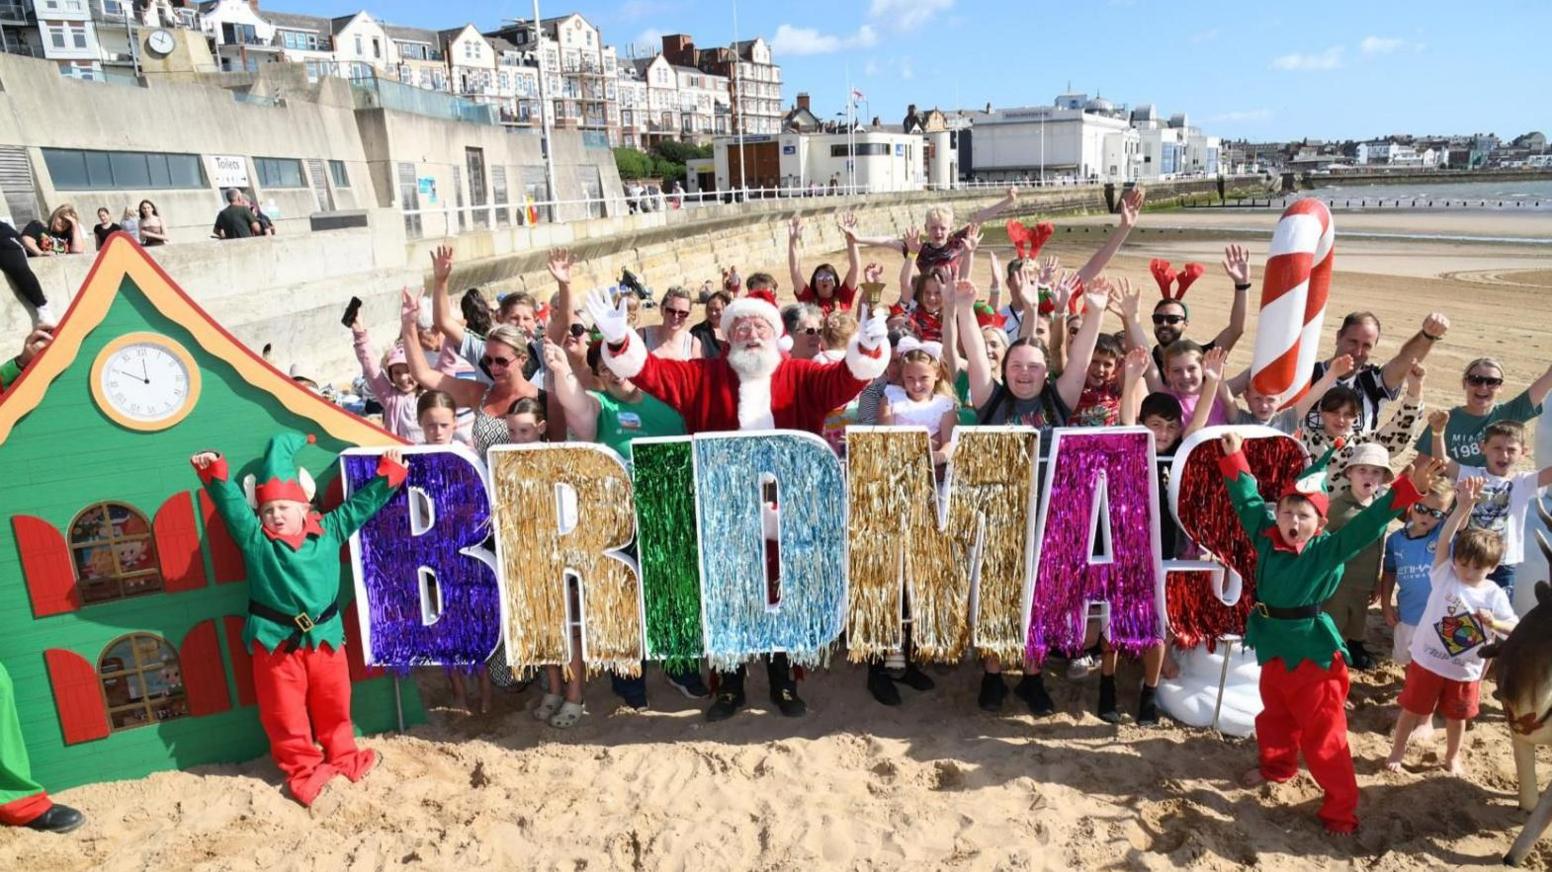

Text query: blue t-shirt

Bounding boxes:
[1383,526,1444,625]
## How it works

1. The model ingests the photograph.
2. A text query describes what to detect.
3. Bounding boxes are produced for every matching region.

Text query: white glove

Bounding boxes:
[584,288,630,344]
[858,306,888,350]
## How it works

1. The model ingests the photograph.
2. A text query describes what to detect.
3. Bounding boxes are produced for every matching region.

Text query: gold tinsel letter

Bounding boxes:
[488,444,644,678]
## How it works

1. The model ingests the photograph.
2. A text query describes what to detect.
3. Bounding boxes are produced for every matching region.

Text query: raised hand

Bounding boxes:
[962,223,983,255]
[1405,456,1447,493]
[1421,312,1449,340]
[1455,475,1483,505]
[904,226,923,255]
[1123,346,1150,380]
[1329,353,1356,379]
[400,288,420,327]
[16,326,53,367]
[547,248,574,285]
[863,262,884,284]
[951,278,979,308]
[1117,276,1142,322]
[858,305,888,349]
[350,317,366,339]
[1037,256,1059,285]
[541,338,569,373]
[430,244,454,283]
[788,215,803,241]
[190,451,220,470]
[584,288,630,344]
[838,211,858,241]
[1052,270,1080,314]
[1219,430,1243,457]
[1119,187,1146,228]
[1222,243,1251,286]
[1405,362,1426,395]
[1428,408,1450,433]
[383,448,404,469]
[1201,346,1229,382]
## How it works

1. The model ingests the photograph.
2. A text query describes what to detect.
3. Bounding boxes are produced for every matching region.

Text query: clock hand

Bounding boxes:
[141,360,150,383]
[116,368,150,384]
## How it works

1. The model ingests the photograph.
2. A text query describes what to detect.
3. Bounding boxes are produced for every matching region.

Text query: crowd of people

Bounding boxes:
[1,185,1549,831]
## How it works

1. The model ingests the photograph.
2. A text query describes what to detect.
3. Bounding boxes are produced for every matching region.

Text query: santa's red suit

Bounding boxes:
[601,300,888,435]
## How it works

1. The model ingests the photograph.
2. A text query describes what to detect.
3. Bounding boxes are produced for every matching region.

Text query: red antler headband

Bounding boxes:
[1149,258,1206,301]
[1005,219,1054,260]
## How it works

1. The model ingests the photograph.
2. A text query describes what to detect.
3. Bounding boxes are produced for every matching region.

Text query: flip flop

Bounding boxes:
[549,700,585,729]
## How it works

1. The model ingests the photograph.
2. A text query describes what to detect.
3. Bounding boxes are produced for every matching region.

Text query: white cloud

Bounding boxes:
[868,0,953,31]
[1207,109,1273,123]
[771,23,878,56]
[1360,36,1403,54]
[1271,46,1344,71]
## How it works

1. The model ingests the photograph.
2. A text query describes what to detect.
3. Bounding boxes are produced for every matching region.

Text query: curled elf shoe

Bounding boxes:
[704,690,746,722]
[771,685,807,718]
[533,693,564,721]
[897,663,935,692]
[867,664,902,706]
[348,749,382,783]
[978,673,1008,712]
[548,700,586,729]
[24,804,84,834]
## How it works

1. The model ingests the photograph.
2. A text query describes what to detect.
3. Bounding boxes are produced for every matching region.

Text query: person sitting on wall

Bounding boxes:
[213,188,261,240]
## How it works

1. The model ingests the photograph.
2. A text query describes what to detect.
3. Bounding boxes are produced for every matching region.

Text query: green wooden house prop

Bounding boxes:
[0,233,423,791]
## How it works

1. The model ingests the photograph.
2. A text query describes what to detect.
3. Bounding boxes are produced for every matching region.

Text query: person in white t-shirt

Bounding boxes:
[1428,415,1552,599]
[1386,477,1519,775]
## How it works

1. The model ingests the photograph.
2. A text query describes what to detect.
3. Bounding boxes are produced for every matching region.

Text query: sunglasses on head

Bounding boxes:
[1465,374,1503,388]
[568,323,587,338]
[1152,314,1186,326]
[1411,504,1448,520]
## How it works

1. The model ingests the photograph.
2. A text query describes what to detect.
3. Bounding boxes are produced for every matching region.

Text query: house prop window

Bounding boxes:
[99,633,188,731]
[69,502,162,604]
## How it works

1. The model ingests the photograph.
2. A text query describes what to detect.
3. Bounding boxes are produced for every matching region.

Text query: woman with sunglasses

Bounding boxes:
[1415,356,1552,463]
[782,303,824,360]
[788,213,861,315]
[641,286,703,360]
[399,291,540,459]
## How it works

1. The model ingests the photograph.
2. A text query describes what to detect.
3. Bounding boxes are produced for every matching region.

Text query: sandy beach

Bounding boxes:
[3,206,1550,871]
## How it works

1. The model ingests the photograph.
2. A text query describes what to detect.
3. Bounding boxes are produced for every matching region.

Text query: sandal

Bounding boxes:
[549,700,586,728]
[533,693,564,721]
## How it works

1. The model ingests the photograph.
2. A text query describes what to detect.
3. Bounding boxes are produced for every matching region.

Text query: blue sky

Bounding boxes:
[338,0,1548,142]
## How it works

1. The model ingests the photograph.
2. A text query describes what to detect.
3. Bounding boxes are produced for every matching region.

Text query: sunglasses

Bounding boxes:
[664,307,692,318]
[798,327,820,336]
[480,354,516,369]
[1465,374,1504,388]
[1152,314,1186,326]
[1411,504,1448,520]
[568,323,587,338]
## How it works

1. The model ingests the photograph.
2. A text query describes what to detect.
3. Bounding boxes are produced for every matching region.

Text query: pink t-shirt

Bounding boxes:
[1173,389,1229,427]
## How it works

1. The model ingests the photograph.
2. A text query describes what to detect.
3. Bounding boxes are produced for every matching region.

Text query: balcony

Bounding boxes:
[0,0,26,23]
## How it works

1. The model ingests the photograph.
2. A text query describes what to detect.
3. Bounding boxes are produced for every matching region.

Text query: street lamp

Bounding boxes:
[505,9,559,222]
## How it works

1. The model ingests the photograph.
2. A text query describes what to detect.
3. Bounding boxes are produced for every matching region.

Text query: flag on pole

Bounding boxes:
[850,88,865,102]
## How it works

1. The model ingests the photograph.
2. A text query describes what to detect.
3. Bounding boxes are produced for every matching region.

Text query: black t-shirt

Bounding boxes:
[213,204,257,239]
[20,219,68,255]
[1301,360,1398,435]
[690,321,724,359]
[93,222,121,248]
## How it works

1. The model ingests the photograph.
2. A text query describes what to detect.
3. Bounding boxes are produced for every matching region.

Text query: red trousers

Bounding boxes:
[251,643,375,806]
[1256,656,1358,833]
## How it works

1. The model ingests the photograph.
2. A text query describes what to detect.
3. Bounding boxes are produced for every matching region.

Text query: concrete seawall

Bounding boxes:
[4,179,1229,383]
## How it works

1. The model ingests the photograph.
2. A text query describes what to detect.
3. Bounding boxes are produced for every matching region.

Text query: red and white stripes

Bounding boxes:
[1250,198,1335,406]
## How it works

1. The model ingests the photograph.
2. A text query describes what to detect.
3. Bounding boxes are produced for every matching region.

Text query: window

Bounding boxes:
[99,633,188,732]
[101,0,125,16]
[69,502,162,603]
[354,35,363,55]
[221,23,257,46]
[830,143,891,157]
[372,38,381,59]
[255,156,305,188]
[281,31,320,52]
[43,148,204,190]
[328,159,349,187]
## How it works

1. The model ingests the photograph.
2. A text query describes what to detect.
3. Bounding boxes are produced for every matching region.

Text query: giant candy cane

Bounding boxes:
[1249,198,1335,406]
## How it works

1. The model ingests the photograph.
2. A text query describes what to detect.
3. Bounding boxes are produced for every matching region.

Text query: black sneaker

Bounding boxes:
[867,665,902,706]
[978,673,1008,712]
[704,690,746,722]
[897,663,935,691]
[1097,675,1121,724]
[1014,673,1055,717]
[1347,641,1375,671]
[25,804,84,834]
[1137,685,1160,726]
[771,685,807,717]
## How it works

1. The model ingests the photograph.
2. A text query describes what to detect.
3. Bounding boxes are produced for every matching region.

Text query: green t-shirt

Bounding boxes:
[954,370,970,406]
[1415,389,1543,463]
[592,390,686,461]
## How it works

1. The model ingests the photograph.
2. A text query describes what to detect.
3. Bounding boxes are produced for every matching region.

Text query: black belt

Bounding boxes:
[249,600,338,653]
[1254,602,1322,620]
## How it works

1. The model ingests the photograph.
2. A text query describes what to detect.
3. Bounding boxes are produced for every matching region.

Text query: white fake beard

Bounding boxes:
[728,342,780,379]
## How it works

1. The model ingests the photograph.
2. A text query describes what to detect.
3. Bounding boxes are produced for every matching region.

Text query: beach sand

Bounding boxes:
[3,208,1550,871]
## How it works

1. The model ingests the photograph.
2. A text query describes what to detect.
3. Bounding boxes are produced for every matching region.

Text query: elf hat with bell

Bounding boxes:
[1281,439,1343,518]
[243,432,318,508]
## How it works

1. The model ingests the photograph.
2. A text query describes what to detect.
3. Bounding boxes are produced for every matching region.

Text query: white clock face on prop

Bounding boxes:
[147,29,175,57]
[90,333,202,431]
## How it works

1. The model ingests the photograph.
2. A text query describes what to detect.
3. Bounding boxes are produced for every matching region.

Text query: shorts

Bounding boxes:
[1397,660,1480,721]
[1391,622,1416,666]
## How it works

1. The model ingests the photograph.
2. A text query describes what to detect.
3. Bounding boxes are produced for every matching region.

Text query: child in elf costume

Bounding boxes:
[191,433,407,807]
[1217,430,1442,833]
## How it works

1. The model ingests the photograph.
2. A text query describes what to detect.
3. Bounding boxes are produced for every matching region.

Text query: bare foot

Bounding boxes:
[1384,758,1404,773]
[1442,757,1464,776]
[1240,767,1267,788]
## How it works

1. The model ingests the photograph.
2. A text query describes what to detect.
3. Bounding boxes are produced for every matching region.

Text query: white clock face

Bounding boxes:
[98,341,193,427]
[148,29,175,56]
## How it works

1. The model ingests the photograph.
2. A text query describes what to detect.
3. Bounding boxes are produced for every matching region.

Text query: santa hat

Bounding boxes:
[1281,440,1343,519]
[1149,258,1206,302]
[243,432,318,508]
[721,296,783,338]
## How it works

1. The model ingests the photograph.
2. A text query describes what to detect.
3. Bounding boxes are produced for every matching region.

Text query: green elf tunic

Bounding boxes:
[198,451,405,652]
[0,356,23,393]
[1219,450,1422,670]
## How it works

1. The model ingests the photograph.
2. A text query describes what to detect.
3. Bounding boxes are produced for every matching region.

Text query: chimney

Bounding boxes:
[796,92,810,112]
[871,116,880,129]
[662,34,694,66]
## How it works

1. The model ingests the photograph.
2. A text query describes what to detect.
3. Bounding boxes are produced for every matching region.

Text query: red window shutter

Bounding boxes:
[198,490,246,584]
[154,492,208,594]
[178,620,231,717]
[222,615,256,707]
[43,649,108,745]
[343,599,383,682]
[11,515,81,617]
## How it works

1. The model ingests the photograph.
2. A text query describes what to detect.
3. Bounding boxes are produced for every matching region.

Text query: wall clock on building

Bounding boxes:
[90,333,201,432]
[146,29,176,58]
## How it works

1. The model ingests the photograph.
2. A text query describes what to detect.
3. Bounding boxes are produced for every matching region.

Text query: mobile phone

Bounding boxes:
[341,296,363,328]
